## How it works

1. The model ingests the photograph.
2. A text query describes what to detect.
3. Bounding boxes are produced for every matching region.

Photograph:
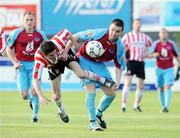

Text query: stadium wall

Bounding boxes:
[1,58,179,92]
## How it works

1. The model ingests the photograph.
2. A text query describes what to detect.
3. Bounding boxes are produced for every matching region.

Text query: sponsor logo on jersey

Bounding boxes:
[35,37,40,42]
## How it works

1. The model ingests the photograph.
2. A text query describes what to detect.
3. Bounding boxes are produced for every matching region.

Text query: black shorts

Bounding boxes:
[48,50,79,80]
[125,60,145,80]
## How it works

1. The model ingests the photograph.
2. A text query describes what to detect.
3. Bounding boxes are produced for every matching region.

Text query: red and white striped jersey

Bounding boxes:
[122,31,152,62]
[0,28,6,55]
[51,29,70,57]
[33,29,71,79]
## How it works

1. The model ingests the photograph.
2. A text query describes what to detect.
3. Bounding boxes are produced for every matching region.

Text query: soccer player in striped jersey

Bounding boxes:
[0,28,6,56]
[121,18,152,112]
[149,28,180,113]
[6,11,47,122]
[32,29,116,123]
[70,19,125,131]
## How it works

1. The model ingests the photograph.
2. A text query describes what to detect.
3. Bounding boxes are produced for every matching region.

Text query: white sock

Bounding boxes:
[84,70,105,84]
[122,103,126,108]
[133,102,138,109]
[122,86,130,107]
[32,114,38,118]
[134,90,143,108]
[53,100,67,115]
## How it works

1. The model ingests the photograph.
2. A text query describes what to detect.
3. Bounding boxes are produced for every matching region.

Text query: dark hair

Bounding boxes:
[111,19,124,31]
[40,41,55,55]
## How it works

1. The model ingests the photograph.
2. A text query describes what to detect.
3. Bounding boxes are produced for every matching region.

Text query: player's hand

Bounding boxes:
[145,54,152,59]
[14,62,22,69]
[111,82,120,91]
[61,52,68,61]
[39,95,50,107]
[61,53,68,61]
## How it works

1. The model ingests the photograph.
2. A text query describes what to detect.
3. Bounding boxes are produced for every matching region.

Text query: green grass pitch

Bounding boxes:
[1,91,180,138]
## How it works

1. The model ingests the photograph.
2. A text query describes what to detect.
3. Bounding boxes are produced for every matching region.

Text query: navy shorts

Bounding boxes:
[125,60,145,80]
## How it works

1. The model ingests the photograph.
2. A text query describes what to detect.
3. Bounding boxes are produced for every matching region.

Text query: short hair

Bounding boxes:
[160,27,168,32]
[133,18,142,22]
[40,41,55,55]
[111,19,124,31]
[23,11,35,17]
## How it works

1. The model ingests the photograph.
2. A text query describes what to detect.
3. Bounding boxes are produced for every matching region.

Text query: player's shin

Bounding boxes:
[86,92,96,122]
[159,91,165,108]
[122,86,130,107]
[31,95,39,121]
[27,90,32,101]
[96,94,115,116]
[134,90,143,108]
[164,89,172,109]
[53,99,66,114]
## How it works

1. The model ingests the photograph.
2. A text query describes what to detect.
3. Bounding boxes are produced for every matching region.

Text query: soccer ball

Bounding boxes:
[85,41,105,58]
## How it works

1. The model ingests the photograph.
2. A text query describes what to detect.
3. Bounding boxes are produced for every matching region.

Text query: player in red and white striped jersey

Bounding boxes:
[33,29,71,80]
[0,28,6,56]
[33,29,115,123]
[121,18,152,112]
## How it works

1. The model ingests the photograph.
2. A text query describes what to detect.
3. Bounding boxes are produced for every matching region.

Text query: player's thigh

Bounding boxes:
[156,68,164,87]
[68,61,85,78]
[124,75,133,87]
[79,56,112,89]
[50,75,61,99]
[16,67,28,92]
[164,68,174,86]
[28,66,34,89]
[79,56,111,78]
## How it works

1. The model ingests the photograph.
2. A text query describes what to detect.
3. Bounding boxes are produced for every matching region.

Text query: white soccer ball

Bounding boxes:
[85,41,105,58]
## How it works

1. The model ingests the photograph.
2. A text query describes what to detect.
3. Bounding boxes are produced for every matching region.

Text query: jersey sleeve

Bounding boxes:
[33,61,45,80]
[149,40,158,54]
[171,40,179,57]
[121,34,129,49]
[146,35,152,47]
[0,29,6,54]
[33,50,48,80]
[115,39,126,70]
[6,28,23,48]
[75,28,106,42]
[36,29,48,41]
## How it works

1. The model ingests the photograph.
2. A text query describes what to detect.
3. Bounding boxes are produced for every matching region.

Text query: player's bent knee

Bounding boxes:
[21,94,28,100]
[52,93,61,101]
[106,90,116,96]
[53,97,60,101]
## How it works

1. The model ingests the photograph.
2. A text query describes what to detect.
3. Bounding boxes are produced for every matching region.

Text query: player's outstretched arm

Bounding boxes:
[147,52,160,59]
[33,79,49,106]
[62,33,78,60]
[114,67,122,90]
